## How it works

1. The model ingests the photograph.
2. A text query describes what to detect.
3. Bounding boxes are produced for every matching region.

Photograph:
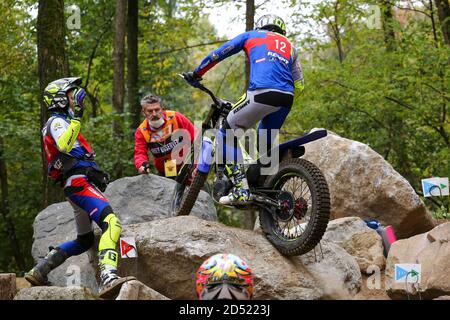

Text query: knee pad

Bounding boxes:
[75,232,95,251]
[99,213,122,251]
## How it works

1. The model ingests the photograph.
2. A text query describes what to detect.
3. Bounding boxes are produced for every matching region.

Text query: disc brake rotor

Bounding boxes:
[294,197,308,219]
[276,191,295,222]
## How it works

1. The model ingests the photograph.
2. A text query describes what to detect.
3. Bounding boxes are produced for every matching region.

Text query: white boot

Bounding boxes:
[219,164,250,205]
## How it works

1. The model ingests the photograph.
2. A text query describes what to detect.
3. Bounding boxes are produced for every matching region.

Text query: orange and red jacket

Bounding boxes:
[134,110,197,174]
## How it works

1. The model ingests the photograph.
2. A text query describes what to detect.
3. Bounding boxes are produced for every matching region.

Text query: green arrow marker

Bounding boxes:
[440,184,447,189]
[410,269,419,277]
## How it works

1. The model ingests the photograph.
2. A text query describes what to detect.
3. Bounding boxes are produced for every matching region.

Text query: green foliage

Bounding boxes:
[287,0,449,198]
[216,205,246,228]
[0,0,40,272]
[431,205,449,220]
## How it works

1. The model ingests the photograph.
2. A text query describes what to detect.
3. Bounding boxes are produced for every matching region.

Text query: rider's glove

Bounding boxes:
[72,87,86,121]
[183,71,202,87]
[140,161,151,174]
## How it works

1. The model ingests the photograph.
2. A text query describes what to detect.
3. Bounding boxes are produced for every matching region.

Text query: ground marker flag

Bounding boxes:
[120,237,138,258]
[395,264,421,283]
[421,177,449,197]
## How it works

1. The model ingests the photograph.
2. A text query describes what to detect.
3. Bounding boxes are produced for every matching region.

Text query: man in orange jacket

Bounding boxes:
[134,94,196,177]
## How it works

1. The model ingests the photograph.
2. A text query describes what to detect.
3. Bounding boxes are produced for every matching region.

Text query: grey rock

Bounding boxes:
[323,217,386,273]
[303,130,435,238]
[116,280,170,300]
[14,286,98,300]
[386,222,450,300]
[115,216,361,300]
[105,175,216,224]
[296,240,362,299]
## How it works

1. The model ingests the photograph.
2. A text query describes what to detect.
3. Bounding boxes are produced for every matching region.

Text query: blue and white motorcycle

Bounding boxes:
[171,74,330,256]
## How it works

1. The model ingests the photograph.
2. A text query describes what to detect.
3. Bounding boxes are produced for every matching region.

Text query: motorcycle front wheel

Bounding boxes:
[170,164,209,216]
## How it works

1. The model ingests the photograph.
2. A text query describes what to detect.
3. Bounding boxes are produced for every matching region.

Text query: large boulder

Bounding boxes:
[323,217,386,273]
[116,280,170,300]
[303,130,435,238]
[385,222,450,299]
[116,216,361,300]
[106,174,216,224]
[14,286,98,300]
[31,202,100,292]
[30,174,217,292]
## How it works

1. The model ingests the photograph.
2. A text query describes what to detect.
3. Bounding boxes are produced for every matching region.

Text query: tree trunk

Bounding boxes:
[128,0,140,131]
[244,0,257,231]
[330,1,345,63]
[380,0,396,51]
[0,137,26,271]
[435,0,450,46]
[333,24,345,62]
[245,0,255,87]
[113,0,127,137]
[37,0,68,207]
[112,0,127,177]
[430,0,439,45]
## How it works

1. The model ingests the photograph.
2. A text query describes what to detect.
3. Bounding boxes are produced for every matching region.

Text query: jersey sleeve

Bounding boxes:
[195,32,251,76]
[291,47,305,97]
[49,117,81,154]
[134,128,149,170]
[175,112,198,142]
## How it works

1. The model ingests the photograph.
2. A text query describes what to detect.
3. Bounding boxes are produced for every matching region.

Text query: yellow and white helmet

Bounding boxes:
[255,14,287,35]
[43,77,82,110]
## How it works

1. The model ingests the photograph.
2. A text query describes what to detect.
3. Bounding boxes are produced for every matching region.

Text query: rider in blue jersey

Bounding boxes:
[184,14,304,205]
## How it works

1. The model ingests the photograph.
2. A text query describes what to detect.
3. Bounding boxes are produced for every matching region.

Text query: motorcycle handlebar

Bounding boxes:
[178,73,221,107]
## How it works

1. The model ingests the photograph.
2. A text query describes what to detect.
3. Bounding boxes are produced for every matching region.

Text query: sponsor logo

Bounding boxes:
[267,51,289,64]
[233,100,250,114]
[150,139,180,155]
[53,159,63,170]
[222,45,235,55]
[53,122,63,130]
[199,59,211,70]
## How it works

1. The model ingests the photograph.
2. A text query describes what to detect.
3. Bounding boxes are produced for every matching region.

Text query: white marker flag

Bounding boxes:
[421,177,449,197]
[395,264,421,283]
[120,237,138,258]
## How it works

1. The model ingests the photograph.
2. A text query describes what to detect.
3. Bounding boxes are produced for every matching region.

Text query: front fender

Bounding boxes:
[198,137,214,174]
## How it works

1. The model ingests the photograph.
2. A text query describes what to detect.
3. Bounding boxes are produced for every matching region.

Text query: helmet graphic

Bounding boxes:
[196,253,254,300]
[43,77,82,110]
[255,14,287,35]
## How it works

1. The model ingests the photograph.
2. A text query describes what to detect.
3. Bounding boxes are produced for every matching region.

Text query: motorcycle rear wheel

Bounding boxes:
[259,158,330,256]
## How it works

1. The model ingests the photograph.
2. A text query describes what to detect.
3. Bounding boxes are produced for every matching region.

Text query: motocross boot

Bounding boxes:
[25,247,68,286]
[98,249,135,298]
[219,164,250,205]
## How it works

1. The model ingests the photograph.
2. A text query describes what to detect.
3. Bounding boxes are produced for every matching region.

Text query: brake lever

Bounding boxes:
[178,73,204,90]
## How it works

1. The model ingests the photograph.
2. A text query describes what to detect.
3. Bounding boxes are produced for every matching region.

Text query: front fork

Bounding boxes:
[197,136,215,174]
